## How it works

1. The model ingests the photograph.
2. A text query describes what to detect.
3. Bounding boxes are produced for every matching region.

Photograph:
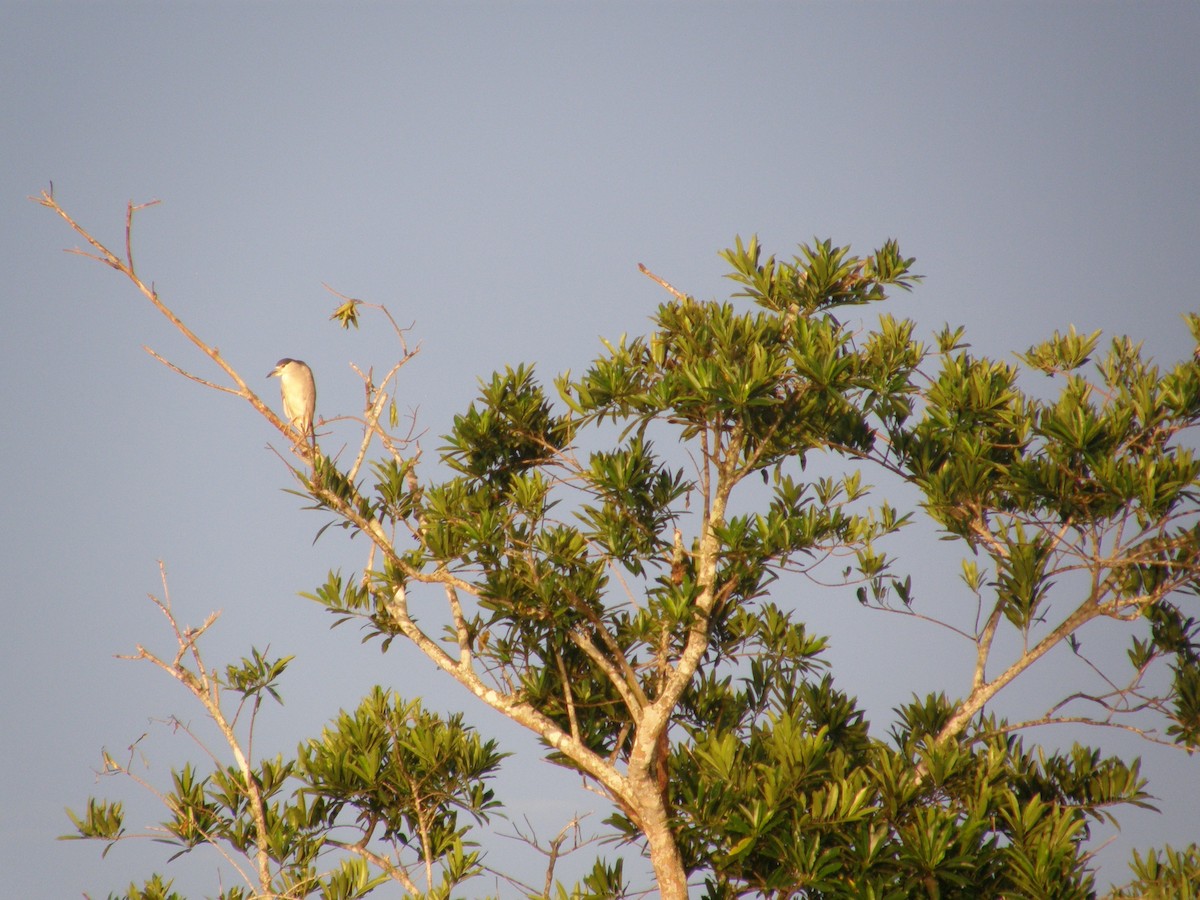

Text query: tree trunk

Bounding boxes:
[638,792,689,899]
[625,732,688,900]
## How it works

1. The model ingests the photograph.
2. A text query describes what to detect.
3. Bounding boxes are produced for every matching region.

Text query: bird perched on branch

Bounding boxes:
[267,358,316,446]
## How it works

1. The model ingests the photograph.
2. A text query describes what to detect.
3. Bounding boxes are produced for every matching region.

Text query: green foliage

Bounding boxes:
[103,874,187,900]
[444,364,576,486]
[330,297,362,329]
[62,798,125,849]
[223,648,293,705]
[659,636,1154,898]
[1016,325,1102,374]
[1110,843,1200,899]
[67,644,505,899]
[562,858,629,899]
[719,235,920,314]
[577,436,689,575]
[299,687,506,855]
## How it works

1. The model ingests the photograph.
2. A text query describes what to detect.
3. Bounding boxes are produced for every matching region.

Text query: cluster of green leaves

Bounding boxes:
[897,319,1200,747]
[65,655,508,900]
[908,323,1200,539]
[643,611,1154,898]
[298,687,506,892]
[1110,843,1200,898]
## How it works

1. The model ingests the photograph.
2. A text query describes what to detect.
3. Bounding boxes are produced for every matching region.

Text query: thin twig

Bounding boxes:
[143,346,242,395]
[638,263,689,302]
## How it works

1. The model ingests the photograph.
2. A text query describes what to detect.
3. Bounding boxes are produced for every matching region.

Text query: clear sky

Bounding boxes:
[2,2,1198,897]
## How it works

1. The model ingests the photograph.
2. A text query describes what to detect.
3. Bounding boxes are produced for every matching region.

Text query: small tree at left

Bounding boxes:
[64,567,510,900]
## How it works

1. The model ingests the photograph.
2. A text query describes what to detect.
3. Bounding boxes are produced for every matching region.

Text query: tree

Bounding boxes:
[42,190,1200,898]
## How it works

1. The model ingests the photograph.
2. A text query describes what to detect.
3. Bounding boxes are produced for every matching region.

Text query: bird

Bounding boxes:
[267,358,316,445]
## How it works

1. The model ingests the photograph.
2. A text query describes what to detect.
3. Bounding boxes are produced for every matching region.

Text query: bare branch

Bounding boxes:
[447,583,473,667]
[638,263,689,302]
[974,715,1186,752]
[569,626,644,721]
[937,596,1105,744]
[35,191,309,462]
[143,345,242,395]
[491,814,607,899]
[554,648,582,744]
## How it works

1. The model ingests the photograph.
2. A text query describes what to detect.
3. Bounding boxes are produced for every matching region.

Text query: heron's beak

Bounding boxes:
[267,368,279,378]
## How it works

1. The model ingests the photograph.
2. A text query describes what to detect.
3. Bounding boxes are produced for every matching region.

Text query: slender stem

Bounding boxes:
[137,588,277,896]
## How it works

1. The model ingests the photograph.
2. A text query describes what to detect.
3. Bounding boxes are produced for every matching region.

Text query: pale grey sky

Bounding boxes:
[3,2,1199,897]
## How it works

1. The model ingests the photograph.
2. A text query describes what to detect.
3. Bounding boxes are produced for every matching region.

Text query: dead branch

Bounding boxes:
[638,263,689,303]
[34,190,306,460]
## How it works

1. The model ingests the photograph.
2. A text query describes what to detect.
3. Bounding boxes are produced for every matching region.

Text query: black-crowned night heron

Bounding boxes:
[267,358,316,442]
